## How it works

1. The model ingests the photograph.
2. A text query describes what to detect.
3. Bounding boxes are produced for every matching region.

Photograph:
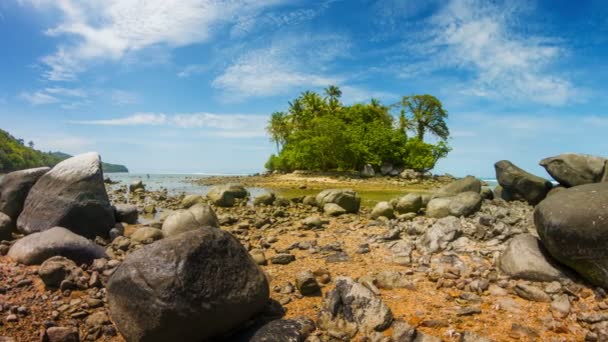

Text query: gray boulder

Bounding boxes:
[495,160,553,205]
[394,194,422,214]
[419,216,461,254]
[0,212,14,240]
[130,227,164,244]
[114,204,138,224]
[38,256,81,288]
[0,167,49,220]
[317,277,392,339]
[254,192,276,206]
[7,227,106,265]
[162,203,219,237]
[129,180,145,192]
[107,227,269,342]
[535,183,608,287]
[207,184,249,207]
[181,194,205,208]
[433,176,481,198]
[17,153,115,238]
[499,234,566,282]
[323,203,347,217]
[448,191,483,217]
[399,169,422,180]
[316,189,360,213]
[540,153,607,187]
[238,317,315,342]
[371,201,394,219]
[427,192,481,218]
[361,164,375,178]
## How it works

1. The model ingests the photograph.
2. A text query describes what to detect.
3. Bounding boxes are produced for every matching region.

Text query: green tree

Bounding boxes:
[397,94,449,142]
[267,112,289,153]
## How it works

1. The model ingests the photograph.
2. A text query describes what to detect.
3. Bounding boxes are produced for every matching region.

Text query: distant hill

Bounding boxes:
[0,129,128,173]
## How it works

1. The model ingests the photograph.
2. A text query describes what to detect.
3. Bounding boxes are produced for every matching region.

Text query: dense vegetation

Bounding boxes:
[0,129,128,173]
[265,87,451,172]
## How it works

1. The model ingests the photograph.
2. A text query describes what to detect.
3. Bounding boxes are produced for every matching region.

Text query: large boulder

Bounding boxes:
[317,277,392,339]
[17,153,115,238]
[107,227,269,342]
[433,176,481,198]
[535,183,608,288]
[253,192,276,206]
[495,160,552,205]
[0,167,49,220]
[499,234,566,282]
[418,216,461,254]
[540,153,607,187]
[162,203,219,237]
[207,184,249,207]
[236,317,315,342]
[315,189,361,214]
[7,227,106,265]
[426,192,482,218]
[371,201,394,219]
[394,194,422,214]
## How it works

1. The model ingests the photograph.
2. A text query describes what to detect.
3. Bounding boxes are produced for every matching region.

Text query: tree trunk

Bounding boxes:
[417,123,425,141]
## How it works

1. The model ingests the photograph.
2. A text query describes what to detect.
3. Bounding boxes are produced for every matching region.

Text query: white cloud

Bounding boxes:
[21,0,291,81]
[44,87,87,97]
[19,91,59,105]
[69,112,268,138]
[212,34,349,100]
[177,64,211,78]
[395,0,577,106]
[30,135,95,153]
[70,113,168,126]
[110,90,139,105]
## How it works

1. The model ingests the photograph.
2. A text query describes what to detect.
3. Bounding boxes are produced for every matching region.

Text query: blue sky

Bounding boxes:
[1,0,607,177]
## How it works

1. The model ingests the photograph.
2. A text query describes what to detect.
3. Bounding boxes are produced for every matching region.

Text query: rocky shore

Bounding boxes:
[1,152,608,341]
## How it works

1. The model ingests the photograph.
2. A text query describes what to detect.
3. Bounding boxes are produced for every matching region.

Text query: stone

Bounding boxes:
[316,189,361,214]
[460,331,494,342]
[535,183,608,287]
[494,160,552,205]
[302,216,323,229]
[254,192,276,206]
[8,227,106,265]
[45,326,80,342]
[249,249,267,265]
[295,271,321,296]
[392,320,416,341]
[129,180,145,192]
[38,256,79,288]
[130,227,164,244]
[499,234,566,282]
[514,283,551,302]
[395,194,422,214]
[371,201,394,219]
[448,191,482,217]
[323,203,347,217]
[271,253,295,265]
[0,167,49,220]
[551,294,571,318]
[207,184,248,207]
[540,153,607,187]
[161,203,219,237]
[425,197,452,218]
[399,169,422,180]
[361,164,375,178]
[239,317,315,342]
[107,227,269,342]
[375,271,415,290]
[0,212,13,240]
[17,153,115,238]
[113,204,138,224]
[181,194,205,209]
[419,216,461,253]
[433,176,481,198]
[302,196,317,206]
[317,277,392,339]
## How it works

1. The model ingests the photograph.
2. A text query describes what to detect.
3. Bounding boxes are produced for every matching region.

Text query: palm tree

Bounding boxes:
[267,112,289,153]
[324,85,342,100]
[396,95,449,141]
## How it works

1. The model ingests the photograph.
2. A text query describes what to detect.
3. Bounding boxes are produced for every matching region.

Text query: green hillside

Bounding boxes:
[0,129,128,173]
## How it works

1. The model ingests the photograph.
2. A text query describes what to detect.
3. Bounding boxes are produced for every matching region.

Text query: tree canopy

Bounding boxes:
[265,87,451,172]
